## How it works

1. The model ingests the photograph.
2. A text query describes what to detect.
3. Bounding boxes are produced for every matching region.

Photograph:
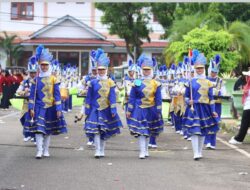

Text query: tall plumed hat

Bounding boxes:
[159,65,164,76]
[137,54,156,69]
[66,63,71,73]
[51,59,60,73]
[169,63,176,75]
[191,49,206,68]
[27,55,38,72]
[209,54,221,73]
[62,65,67,76]
[90,50,97,70]
[176,62,183,74]
[128,60,136,72]
[163,65,168,76]
[183,56,190,72]
[94,48,110,69]
[159,65,167,76]
[71,65,77,74]
[35,44,53,65]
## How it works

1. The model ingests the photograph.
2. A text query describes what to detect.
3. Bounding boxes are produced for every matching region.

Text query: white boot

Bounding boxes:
[198,136,205,159]
[43,135,51,157]
[94,134,101,158]
[139,136,146,159]
[145,137,149,157]
[191,135,199,160]
[100,139,106,157]
[35,134,44,159]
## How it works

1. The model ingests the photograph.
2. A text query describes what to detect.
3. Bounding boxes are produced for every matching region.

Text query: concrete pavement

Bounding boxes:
[0,106,250,190]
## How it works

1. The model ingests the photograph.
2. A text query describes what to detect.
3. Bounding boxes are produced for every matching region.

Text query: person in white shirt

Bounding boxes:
[229,71,250,144]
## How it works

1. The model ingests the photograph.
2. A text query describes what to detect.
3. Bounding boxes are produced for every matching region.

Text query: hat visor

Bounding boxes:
[242,71,250,76]
[97,66,107,69]
[28,70,37,73]
[142,66,152,70]
[194,64,205,69]
[40,61,50,65]
[211,69,219,73]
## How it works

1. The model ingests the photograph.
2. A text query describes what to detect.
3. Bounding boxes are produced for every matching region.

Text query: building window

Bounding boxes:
[81,52,89,76]
[108,53,127,67]
[17,51,33,67]
[11,2,34,20]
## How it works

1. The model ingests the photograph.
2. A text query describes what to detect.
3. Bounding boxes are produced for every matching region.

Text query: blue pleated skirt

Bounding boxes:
[127,106,164,137]
[24,105,67,135]
[182,103,219,136]
[84,107,122,140]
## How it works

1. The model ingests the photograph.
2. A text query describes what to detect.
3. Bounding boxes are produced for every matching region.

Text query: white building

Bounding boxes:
[0,1,167,75]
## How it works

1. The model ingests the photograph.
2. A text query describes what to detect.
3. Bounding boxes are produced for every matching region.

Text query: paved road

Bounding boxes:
[0,106,249,190]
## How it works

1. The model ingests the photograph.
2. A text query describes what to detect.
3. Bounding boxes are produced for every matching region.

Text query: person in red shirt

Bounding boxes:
[0,70,3,95]
[0,70,12,109]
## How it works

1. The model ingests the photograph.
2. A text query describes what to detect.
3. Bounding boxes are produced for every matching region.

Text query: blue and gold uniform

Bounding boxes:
[127,78,163,137]
[183,78,219,136]
[84,48,122,158]
[205,55,225,149]
[24,75,67,135]
[182,49,219,160]
[123,74,135,110]
[24,45,67,159]
[84,77,122,140]
[127,54,163,159]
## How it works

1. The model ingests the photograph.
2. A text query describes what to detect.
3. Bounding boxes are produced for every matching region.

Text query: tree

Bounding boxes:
[228,21,250,67]
[168,3,226,42]
[165,26,241,73]
[150,3,176,39]
[95,3,151,60]
[153,3,249,40]
[218,3,250,23]
[0,31,23,66]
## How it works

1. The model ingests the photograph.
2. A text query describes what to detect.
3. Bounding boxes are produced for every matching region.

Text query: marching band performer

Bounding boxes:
[78,50,98,147]
[24,45,67,159]
[16,56,38,142]
[126,55,164,159]
[205,55,226,149]
[51,59,61,77]
[123,60,136,111]
[172,62,186,135]
[149,65,168,149]
[182,56,192,140]
[60,65,70,113]
[168,64,177,128]
[84,48,122,158]
[183,50,219,160]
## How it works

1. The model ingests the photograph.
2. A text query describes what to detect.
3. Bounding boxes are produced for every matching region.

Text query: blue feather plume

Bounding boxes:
[152,57,157,67]
[214,54,221,64]
[128,60,133,67]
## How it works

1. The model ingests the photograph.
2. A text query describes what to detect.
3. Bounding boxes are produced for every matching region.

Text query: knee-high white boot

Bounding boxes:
[35,134,44,159]
[43,135,51,157]
[139,136,146,159]
[94,134,101,158]
[191,135,199,160]
[100,139,106,157]
[198,136,205,158]
[145,137,149,157]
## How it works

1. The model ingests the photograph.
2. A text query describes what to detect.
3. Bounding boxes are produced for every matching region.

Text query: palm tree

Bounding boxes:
[228,21,250,66]
[0,31,23,66]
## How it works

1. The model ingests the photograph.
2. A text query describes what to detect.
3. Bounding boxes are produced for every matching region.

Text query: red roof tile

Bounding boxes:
[111,40,168,48]
[21,38,113,45]
[18,38,168,48]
